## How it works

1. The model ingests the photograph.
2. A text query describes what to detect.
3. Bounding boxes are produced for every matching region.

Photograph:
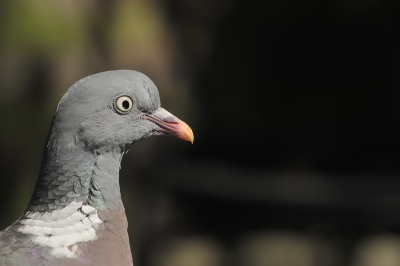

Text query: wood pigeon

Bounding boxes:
[0,70,194,266]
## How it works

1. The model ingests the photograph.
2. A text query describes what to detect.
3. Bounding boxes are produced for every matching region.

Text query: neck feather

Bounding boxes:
[15,125,133,262]
[27,134,125,214]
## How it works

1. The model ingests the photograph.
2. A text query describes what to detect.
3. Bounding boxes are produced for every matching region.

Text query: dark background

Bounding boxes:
[1,0,400,265]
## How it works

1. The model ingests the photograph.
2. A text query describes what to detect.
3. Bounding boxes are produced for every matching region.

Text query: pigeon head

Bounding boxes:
[50,70,194,152]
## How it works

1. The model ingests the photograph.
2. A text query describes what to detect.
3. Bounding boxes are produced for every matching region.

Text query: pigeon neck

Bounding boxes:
[27,135,126,214]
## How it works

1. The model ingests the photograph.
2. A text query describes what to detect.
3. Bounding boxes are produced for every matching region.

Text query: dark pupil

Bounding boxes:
[122,100,130,110]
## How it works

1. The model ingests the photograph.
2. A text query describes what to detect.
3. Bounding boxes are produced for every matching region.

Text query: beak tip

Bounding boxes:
[185,130,194,144]
[180,122,194,144]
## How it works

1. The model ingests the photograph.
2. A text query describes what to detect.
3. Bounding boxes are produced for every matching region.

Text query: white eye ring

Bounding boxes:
[115,96,133,113]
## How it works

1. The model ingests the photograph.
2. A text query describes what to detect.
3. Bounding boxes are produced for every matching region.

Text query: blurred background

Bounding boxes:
[1,0,400,265]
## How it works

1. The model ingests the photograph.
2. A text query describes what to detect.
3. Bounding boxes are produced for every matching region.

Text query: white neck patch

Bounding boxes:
[18,201,103,258]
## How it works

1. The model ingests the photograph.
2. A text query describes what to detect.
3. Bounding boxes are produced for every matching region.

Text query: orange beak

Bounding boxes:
[144,108,194,143]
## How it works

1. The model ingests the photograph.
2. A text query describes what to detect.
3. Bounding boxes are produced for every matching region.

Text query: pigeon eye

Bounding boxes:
[115,96,133,113]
